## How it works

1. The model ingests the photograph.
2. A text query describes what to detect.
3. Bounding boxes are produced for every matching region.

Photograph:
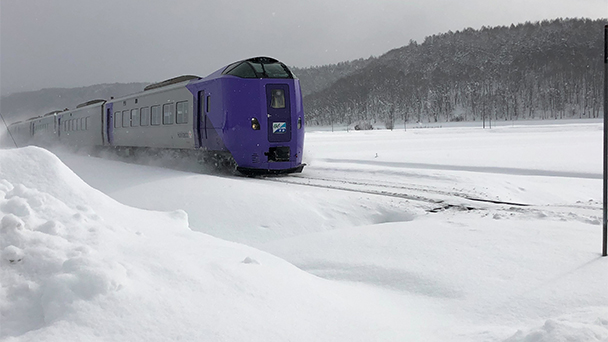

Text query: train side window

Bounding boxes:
[115,112,121,128]
[140,107,150,126]
[176,101,188,124]
[151,105,161,125]
[122,110,130,127]
[131,108,140,127]
[163,103,174,125]
[86,117,90,130]
[206,96,210,112]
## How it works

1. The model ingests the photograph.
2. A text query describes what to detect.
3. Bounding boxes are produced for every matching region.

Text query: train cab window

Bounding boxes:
[140,107,150,126]
[224,62,256,78]
[176,101,188,124]
[115,112,121,128]
[222,62,240,75]
[151,105,161,125]
[264,63,292,78]
[122,110,130,127]
[270,89,286,109]
[250,63,264,76]
[163,103,174,125]
[131,108,140,127]
[223,58,294,79]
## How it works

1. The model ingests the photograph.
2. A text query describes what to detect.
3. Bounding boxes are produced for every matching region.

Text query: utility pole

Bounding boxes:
[602,25,607,257]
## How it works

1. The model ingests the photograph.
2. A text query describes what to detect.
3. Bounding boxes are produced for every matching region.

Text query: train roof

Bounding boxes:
[102,57,294,104]
[144,75,201,92]
[43,110,64,117]
[76,99,106,108]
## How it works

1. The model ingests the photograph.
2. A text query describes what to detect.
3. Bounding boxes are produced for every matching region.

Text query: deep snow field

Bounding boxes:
[1,119,607,341]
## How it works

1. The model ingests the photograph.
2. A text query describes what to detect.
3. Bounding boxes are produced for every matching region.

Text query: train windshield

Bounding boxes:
[223,57,294,79]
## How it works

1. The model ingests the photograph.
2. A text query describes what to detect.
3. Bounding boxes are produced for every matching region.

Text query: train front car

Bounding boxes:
[188,57,305,175]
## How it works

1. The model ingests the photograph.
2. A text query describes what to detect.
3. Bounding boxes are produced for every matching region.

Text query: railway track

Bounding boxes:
[260,173,532,213]
[260,172,602,224]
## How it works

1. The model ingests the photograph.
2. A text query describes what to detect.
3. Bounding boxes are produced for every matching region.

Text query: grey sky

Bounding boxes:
[1,0,605,95]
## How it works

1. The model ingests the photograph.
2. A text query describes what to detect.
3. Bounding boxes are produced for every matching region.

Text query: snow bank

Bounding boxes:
[0,147,419,341]
[504,309,608,342]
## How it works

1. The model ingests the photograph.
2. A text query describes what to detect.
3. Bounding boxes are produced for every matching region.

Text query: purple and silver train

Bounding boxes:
[8,57,305,175]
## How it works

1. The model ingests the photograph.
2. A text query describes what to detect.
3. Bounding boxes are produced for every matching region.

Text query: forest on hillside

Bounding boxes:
[302,18,606,127]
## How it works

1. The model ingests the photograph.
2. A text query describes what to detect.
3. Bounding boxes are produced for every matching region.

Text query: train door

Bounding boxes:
[198,91,206,145]
[106,105,114,145]
[266,84,291,142]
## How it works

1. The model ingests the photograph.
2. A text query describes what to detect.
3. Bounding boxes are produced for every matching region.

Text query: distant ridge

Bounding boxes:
[1,83,148,124]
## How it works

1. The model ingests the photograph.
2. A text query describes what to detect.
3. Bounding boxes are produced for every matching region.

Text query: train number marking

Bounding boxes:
[177,131,192,138]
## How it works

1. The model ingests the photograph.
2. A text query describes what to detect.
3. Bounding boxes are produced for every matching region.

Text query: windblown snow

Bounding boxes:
[1,120,607,341]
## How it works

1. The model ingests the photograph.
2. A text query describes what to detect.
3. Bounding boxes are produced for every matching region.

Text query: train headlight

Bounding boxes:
[251,118,261,130]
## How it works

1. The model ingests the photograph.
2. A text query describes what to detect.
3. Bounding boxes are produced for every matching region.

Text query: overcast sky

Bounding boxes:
[1,0,605,96]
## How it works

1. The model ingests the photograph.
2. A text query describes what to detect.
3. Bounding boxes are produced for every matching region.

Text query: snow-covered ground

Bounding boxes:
[1,120,607,341]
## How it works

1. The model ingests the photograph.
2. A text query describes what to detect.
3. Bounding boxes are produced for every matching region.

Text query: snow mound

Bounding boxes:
[0,148,185,338]
[1,180,128,332]
[504,309,608,342]
[0,147,395,341]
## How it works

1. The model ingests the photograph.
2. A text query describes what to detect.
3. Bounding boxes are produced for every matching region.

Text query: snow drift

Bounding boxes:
[0,147,411,341]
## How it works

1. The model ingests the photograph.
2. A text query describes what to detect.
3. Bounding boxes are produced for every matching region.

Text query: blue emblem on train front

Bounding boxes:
[272,122,287,134]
